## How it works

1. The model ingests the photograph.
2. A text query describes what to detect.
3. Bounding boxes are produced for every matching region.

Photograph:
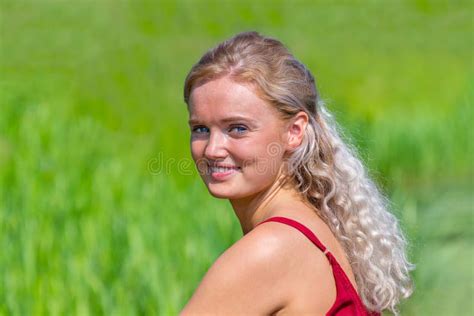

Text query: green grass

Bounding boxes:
[0,0,473,315]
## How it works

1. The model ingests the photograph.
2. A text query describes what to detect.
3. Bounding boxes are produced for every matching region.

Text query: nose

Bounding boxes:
[204,130,228,160]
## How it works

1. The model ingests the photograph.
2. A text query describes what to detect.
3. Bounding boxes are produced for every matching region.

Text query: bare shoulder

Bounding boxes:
[180,222,297,315]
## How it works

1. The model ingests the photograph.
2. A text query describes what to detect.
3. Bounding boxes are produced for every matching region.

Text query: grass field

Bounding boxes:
[0,1,473,315]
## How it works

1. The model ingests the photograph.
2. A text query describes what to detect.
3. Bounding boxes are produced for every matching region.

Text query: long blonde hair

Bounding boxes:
[184,31,414,314]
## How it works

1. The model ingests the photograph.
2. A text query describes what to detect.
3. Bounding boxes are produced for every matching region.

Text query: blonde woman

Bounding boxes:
[181,32,413,316]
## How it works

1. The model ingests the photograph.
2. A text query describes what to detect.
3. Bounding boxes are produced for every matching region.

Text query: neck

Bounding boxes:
[230,174,305,235]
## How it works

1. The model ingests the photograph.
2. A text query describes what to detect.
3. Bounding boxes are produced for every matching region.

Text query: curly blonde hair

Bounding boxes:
[183,31,414,314]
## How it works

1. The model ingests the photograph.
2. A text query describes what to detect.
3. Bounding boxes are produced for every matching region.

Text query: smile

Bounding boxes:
[209,166,241,180]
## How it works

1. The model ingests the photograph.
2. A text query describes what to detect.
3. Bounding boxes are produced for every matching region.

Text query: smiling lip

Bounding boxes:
[208,165,241,181]
[210,163,239,168]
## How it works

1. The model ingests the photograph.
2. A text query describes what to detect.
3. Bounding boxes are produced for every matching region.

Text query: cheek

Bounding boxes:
[190,141,206,171]
[239,140,285,178]
[251,155,283,181]
[190,142,200,159]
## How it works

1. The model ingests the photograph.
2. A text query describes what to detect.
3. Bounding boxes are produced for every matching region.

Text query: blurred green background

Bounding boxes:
[1,0,472,315]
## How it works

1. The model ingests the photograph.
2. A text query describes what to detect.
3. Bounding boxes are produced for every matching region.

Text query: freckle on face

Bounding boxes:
[188,76,287,200]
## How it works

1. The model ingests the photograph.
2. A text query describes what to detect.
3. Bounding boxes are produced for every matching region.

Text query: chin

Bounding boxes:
[208,191,232,199]
[207,187,236,199]
[206,183,246,199]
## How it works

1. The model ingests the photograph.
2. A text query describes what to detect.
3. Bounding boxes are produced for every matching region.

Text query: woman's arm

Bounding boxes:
[180,225,291,315]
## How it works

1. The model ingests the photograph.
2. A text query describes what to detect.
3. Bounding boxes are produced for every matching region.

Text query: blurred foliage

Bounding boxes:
[0,0,472,315]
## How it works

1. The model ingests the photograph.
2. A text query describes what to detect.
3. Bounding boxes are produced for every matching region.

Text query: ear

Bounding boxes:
[286,111,309,151]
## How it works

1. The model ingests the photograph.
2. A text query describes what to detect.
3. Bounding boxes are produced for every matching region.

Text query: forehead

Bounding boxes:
[188,76,277,121]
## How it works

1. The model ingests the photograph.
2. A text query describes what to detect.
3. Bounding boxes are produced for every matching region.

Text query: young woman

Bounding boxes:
[181,32,413,315]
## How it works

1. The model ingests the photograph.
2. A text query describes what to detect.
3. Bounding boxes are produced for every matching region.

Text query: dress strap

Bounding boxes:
[257,216,330,256]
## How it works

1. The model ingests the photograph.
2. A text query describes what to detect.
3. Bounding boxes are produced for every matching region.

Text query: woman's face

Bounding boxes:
[188,76,288,200]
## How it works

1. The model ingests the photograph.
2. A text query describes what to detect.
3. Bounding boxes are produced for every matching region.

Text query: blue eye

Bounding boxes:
[192,126,209,134]
[229,125,248,134]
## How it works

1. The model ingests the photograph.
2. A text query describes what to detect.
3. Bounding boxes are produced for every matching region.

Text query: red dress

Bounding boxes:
[257,216,380,316]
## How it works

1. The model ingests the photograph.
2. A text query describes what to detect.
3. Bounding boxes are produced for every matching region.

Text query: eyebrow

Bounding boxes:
[188,115,258,126]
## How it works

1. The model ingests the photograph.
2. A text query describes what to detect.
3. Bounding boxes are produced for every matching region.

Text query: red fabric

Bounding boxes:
[257,216,380,316]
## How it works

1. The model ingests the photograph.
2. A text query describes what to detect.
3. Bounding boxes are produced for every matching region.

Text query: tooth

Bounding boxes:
[211,167,236,172]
